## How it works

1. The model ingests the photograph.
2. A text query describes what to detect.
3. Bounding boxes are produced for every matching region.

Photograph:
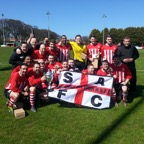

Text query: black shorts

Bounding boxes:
[113,83,122,96]
[4,89,12,99]
[36,88,47,96]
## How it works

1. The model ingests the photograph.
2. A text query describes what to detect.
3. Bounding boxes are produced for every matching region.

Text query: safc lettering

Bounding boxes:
[48,71,113,109]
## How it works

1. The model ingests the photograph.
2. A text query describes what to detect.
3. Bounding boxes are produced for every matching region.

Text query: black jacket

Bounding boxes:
[117,44,139,68]
[9,51,29,68]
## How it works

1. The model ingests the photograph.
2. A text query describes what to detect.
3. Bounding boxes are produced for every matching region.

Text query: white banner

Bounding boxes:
[48,71,113,109]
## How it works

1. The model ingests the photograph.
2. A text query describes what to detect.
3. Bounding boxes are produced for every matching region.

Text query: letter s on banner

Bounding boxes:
[63,72,73,83]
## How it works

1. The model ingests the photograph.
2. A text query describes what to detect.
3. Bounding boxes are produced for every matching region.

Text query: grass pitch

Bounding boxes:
[0,47,144,144]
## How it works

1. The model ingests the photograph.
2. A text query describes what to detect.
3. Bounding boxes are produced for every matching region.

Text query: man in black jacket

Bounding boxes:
[117,37,139,94]
[14,36,38,56]
[9,42,30,68]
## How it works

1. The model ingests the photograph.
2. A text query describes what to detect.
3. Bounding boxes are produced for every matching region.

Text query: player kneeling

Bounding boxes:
[110,55,132,106]
[4,63,29,113]
[97,60,118,107]
[28,62,49,112]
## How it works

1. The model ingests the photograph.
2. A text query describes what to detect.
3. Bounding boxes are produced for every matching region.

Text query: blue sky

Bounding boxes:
[1,0,144,39]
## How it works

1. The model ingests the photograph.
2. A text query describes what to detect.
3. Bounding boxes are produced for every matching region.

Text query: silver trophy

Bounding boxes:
[46,69,54,92]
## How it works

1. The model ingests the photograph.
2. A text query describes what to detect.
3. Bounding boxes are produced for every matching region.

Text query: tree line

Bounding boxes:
[89,27,144,46]
[0,19,144,46]
[0,19,59,44]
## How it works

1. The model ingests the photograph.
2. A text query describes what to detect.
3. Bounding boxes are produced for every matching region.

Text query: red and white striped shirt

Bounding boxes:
[56,43,72,62]
[86,43,102,60]
[110,63,132,83]
[101,44,118,64]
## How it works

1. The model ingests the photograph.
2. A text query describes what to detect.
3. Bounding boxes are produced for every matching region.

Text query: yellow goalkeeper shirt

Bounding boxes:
[69,41,87,62]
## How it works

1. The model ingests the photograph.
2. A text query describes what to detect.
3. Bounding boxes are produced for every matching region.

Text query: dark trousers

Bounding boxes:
[129,67,137,92]
[74,60,86,71]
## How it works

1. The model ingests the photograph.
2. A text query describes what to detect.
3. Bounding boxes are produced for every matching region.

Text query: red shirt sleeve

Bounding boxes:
[9,73,24,93]
[28,75,41,86]
[11,65,20,76]
[28,72,42,86]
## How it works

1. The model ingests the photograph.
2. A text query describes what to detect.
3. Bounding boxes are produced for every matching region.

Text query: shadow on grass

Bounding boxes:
[21,97,60,111]
[0,66,12,71]
[58,100,82,109]
[127,85,144,103]
[35,97,60,108]
[4,96,61,114]
[91,94,144,144]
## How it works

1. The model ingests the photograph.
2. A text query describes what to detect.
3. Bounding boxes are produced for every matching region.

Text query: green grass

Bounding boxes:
[0,47,144,144]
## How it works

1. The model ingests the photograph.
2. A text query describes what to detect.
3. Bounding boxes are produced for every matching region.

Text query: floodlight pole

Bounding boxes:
[102,14,107,45]
[2,14,5,45]
[46,11,51,39]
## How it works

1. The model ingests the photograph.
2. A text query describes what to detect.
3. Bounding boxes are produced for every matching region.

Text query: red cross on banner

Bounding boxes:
[48,71,113,109]
[74,74,88,105]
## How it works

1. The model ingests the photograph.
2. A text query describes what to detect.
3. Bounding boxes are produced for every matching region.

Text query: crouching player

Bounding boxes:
[4,63,29,113]
[97,60,118,107]
[28,62,48,112]
[110,55,132,106]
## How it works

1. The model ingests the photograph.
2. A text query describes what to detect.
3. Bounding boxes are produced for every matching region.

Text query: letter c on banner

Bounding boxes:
[91,95,102,107]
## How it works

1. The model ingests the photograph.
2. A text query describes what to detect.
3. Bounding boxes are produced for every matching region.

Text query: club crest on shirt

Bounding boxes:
[122,68,125,71]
